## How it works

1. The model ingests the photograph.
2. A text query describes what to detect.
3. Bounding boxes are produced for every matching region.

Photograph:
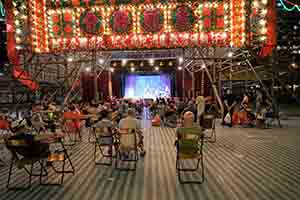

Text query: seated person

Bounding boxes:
[175,111,202,150]
[118,109,145,156]
[94,110,114,153]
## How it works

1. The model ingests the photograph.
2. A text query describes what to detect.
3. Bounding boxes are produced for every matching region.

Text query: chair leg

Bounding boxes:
[94,143,97,162]
[39,160,43,184]
[177,158,204,184]
[61,160,65,184]
[28,160,34,187]
[6,157,14,189]
[201,156,204,182]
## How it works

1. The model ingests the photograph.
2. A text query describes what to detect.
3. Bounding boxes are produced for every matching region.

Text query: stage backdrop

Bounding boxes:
[123,73,172,99]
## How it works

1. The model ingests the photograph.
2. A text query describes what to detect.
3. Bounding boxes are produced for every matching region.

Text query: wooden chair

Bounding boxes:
[176,127,205,184]
[115,128,138,170]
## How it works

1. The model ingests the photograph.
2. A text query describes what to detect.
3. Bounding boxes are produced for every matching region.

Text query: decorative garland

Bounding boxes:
[110,10,132,33]
[172,6,195,32]
[202,3,225,31]
[79,10,102,34]
[140,9,164,33]
[51,13,62,37]
[49,0,95,8]
[47,0,204,7]
[63,11,74,37]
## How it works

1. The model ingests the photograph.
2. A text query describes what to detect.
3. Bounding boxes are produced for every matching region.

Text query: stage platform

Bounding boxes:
[0,118,300,200]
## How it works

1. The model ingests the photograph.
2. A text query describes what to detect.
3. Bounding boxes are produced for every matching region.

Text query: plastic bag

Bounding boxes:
[224,112,231,124]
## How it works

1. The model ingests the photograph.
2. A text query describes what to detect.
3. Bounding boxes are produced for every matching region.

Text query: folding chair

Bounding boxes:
[176,127,205,184]
[202,114,216,143]
[62,112,82,145]
[5,134,74,189]
[5,136,49,189]
[93,126,115,165]
[115,128,138,170]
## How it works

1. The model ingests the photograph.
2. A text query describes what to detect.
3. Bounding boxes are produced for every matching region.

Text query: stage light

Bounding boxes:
[122,59,127,66]
[140,62,144,67]
[113,62,117,67]
[149,58,154,66]
[98,58,104,65]
[85,67,91,72]
[178,57,184,64]
[168,61,173,66]
[201,64,206,69]
[67,57,73,62]
[228,52,233,57]
[130,62,135,67]
[160,61,163,66]
[155,66,159,71]
[131,67,135,72]
[177,66,182,70]
[110,68,114,72]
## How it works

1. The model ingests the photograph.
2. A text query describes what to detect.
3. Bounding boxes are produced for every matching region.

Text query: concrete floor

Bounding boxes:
[0,120,300,200]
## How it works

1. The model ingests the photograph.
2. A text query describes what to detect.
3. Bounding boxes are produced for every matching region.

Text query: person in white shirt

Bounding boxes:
[196,96,205,125]
[118,109,145,156]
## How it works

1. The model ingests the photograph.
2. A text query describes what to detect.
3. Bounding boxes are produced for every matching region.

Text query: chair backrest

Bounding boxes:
[118,128,137,150]
[176,127,204,154]
[5,134,49,159]
[0,119,9,130]
[94,126,113,137]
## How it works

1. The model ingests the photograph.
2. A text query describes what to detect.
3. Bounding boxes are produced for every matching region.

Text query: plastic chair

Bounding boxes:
[176,127,205,184]
[62,112,82,145]
[115,128,138,170]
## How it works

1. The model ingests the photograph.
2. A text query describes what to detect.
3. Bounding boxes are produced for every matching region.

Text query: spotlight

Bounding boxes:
[149,58,154,66]
[160,61,163,66]
[155,66,159,71]
[131,67,135,72]
[228,52,233,57]
[113,62,117,67]
[85,67,91,72]
[140,62,144,67]
[168,61,173,66]
[130,62,135,67]
[122,59,127,66]
[201,64,206,69]
[98,58,104,65]
[177,66,182,70]
[67,57,73,62]
[110,68,114,72]
[178,57,184,64]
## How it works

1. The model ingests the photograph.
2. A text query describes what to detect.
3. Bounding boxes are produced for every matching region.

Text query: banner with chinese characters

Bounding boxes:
[25,0,274,52]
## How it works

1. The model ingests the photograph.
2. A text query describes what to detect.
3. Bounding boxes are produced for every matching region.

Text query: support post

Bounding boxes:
[93,51,98,102]
[108,71,112,97]
[182,68,185,98]
[204,67,224,118]
[191,66,195,98]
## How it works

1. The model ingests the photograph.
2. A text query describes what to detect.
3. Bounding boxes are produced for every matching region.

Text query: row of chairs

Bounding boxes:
[93,127,141,170]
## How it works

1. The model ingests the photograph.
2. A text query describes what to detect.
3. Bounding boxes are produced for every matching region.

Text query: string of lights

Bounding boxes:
[278,0,300,12]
